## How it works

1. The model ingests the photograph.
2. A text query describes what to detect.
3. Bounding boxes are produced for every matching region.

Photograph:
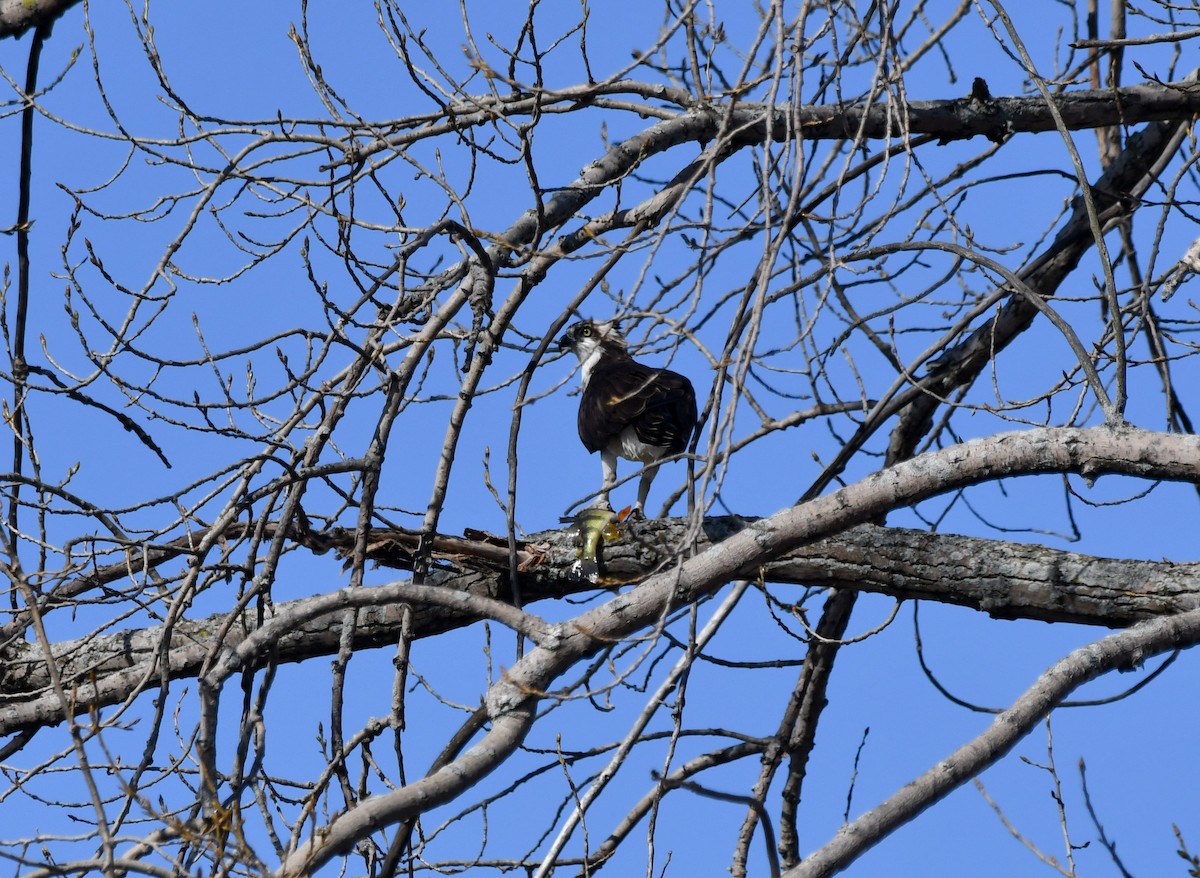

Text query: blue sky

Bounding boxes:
[1,2,1197,876]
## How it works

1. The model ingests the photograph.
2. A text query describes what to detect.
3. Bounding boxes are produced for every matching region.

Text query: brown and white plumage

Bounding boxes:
[557,319,697,516]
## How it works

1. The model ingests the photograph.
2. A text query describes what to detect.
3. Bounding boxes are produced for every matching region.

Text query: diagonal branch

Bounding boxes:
[787,604,1200,878]
[278,425,1200,875]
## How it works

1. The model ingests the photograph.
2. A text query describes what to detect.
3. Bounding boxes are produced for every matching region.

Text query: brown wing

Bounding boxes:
[578,358,697,455]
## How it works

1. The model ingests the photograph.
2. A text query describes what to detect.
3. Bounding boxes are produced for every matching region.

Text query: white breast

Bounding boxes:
[606,425,667,463]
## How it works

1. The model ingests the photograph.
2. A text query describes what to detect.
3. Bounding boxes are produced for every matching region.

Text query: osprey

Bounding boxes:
[558,319,697,517]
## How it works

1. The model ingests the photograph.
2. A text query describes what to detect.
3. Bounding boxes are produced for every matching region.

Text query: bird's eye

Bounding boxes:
[581,326,593,337]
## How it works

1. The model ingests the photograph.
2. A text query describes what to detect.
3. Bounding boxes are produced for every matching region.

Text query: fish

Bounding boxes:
[567,507,620,583]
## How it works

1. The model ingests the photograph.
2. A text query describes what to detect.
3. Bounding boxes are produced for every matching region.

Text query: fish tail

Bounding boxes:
[576,556,600,582]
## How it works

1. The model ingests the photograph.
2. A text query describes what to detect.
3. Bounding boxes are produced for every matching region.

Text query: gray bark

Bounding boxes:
[0,0,74,38]
[5,506,1199,737]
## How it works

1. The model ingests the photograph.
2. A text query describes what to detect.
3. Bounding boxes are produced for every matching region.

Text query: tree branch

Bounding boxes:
[5,488,1200,738]
[278,425,1200,874]
[0,0,74,39]
[787,604,1200,878]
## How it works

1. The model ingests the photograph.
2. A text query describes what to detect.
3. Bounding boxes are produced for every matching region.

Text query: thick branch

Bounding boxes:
[5,509,1199,737]
[754,76,1200,143]
[0,0,74,38]
[377,78,1200,154]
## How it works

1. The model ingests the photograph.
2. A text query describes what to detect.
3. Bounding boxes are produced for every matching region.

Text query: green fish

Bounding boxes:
[568,508,619,583]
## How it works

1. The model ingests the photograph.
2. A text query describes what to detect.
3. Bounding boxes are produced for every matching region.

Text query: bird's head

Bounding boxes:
[557,319,629,384]
[557,319,628,360]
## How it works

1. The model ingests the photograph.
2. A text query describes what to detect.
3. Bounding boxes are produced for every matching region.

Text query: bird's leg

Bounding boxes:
[632,462,660,519]
[596,449,618,510]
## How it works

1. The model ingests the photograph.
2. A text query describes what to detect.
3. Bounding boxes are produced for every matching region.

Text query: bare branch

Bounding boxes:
[789,605,1200,878]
